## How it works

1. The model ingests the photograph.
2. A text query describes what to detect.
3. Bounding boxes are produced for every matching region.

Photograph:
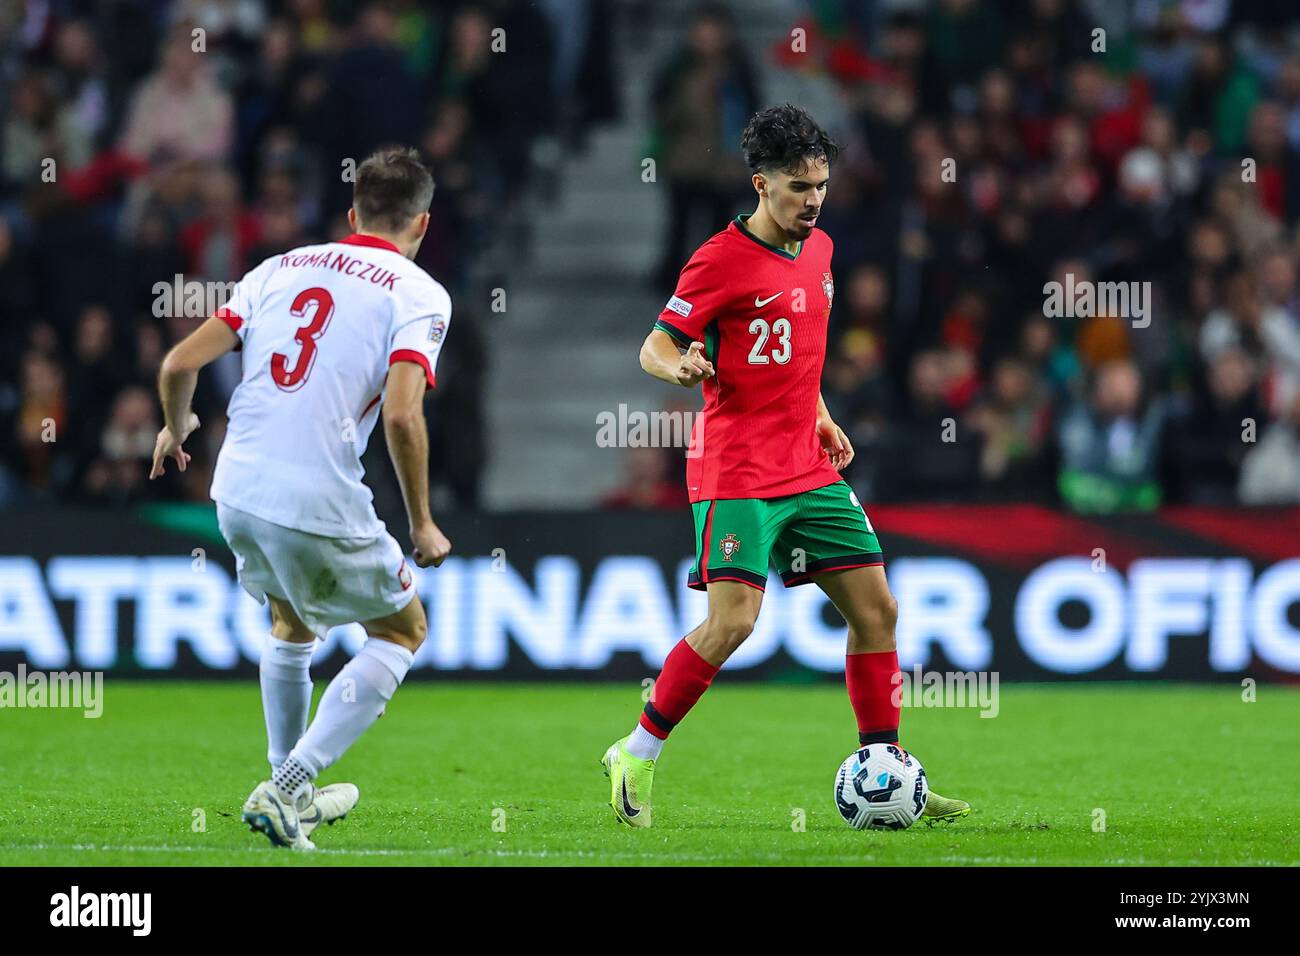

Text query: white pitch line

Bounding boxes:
[6,843,1260,866]
[2,842,1011,865]
[0,842,862,864]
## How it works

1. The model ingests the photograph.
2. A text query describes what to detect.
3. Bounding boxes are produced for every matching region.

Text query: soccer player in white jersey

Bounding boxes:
[149,147,453,850]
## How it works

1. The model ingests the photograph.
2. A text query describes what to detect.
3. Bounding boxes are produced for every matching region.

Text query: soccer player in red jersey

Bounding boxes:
[602,105,971,827]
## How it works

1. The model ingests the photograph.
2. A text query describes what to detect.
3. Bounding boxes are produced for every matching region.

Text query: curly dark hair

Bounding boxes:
[740,104,840,175]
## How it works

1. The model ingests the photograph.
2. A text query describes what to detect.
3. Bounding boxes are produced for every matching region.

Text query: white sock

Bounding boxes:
[626,723,665,761]
[260,635,315,770]
[284,638,415,781]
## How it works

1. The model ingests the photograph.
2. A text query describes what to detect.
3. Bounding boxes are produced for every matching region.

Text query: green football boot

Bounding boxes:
[601,737,655,828]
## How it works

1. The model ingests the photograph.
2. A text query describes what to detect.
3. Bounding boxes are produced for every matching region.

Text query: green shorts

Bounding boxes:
[687,481,885,592]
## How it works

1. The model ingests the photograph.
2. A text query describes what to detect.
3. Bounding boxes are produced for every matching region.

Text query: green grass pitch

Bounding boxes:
[1,681,1296,866]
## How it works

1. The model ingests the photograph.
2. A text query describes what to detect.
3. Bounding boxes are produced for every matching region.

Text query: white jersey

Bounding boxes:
[210,234,451,538]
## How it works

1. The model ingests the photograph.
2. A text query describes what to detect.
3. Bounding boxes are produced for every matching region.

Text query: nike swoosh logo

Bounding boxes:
[273,796,299,838]
[299,805,322,825]
[620,772,641,818]
[754,292,784,308]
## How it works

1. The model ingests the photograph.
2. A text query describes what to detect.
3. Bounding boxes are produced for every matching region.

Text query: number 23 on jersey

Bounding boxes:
[748,316,792,365]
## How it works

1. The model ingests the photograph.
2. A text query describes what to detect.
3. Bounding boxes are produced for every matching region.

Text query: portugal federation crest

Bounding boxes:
[719,533,741,562]
[822,272,834,308]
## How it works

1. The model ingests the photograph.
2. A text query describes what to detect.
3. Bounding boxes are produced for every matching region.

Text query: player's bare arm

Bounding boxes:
[384,360,451,568]
[150,315,239,479]
[815,392,854,471]
[639,328,714,387]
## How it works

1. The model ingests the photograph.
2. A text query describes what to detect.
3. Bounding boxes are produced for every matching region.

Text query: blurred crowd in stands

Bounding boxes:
[0,0,617,511]
[8,0,1300,516]
[625,0,1300,512]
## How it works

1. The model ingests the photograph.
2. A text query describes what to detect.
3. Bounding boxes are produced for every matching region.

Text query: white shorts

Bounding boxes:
[216,502,416,635]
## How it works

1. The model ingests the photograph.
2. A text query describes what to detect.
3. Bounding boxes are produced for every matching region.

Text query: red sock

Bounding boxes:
[638,639,720,740]
[846,649,900,745]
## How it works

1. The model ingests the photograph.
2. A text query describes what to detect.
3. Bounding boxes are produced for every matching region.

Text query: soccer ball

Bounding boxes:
[834,744,928,830]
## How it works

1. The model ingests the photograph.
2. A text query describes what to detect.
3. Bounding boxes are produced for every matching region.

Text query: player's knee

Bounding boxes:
[707,612,756,654]
[364,616,426,653]
[392,615,427,652]
[849,593,898,648]
[365,596,428,652]
[271,619,314,643]
[881,593,899,631]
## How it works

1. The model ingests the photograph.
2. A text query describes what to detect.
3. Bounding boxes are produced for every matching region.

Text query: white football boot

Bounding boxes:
[297,783,360,838]
[242,780,315,850]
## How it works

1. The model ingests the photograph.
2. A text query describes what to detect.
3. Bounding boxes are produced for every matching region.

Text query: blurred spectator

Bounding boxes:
[967,355,1054,500]
[4,68,93,189]
[13,351,69,495]
[539,0,620,143]
[80,385,161,504]
[316,4,424,219]
[119,26,234,167]
[602,444,689,510]
[1178,37,1259,153]
[823,325,891,498]
[876,349,980,501]
[1168,346,1264,504]
[1057,359,1165,512]
[1017,312,1081,402]
[64,304,123,483]
[422,0,555,264]
[926,0,1005,100]
[1253,247,1300,418]
[650,2,759,288]
[178,166,262,279]
[1239,392,1300,504]
[50,20,112,155]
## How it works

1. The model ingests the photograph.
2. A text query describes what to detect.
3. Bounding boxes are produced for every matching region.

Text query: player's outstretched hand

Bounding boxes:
[149,412,200,480]
[675,341,715,387]
[817,416,855,471]
[411,520,452,568]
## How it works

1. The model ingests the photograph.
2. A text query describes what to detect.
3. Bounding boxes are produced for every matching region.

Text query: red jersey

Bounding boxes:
[654,215,841,502]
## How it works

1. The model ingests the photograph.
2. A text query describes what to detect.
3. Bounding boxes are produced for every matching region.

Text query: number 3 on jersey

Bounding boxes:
[272,287,335,391]
[748,317,791,365]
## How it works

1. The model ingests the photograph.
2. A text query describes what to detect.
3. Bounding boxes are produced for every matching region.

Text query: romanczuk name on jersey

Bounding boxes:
[277,248,401,291]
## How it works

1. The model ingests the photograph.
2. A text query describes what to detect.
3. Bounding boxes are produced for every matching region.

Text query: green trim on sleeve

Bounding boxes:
[654,319,693,347]
[703,319,720,366]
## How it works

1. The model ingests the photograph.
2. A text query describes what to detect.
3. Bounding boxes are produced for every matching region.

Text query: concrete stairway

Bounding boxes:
[480,0,809,508]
